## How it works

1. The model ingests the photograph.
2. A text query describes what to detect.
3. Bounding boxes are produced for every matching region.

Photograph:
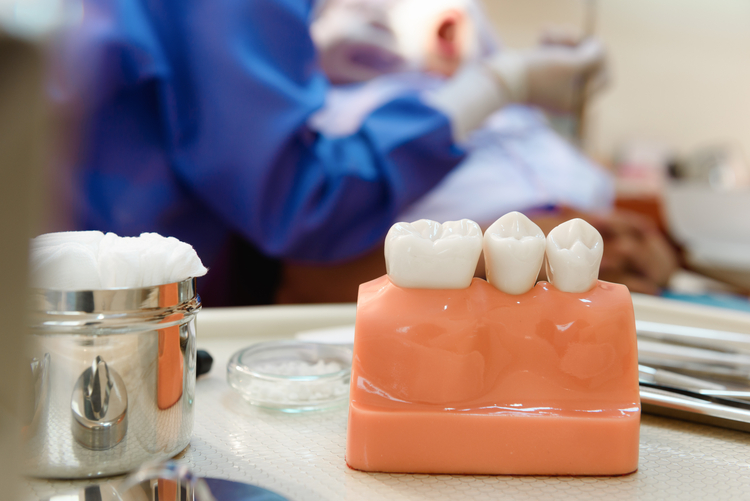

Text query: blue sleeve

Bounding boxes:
[70,0,464,263]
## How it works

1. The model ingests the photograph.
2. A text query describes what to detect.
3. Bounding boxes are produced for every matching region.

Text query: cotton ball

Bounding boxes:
[29,230,207,290]
[29,231,105,290]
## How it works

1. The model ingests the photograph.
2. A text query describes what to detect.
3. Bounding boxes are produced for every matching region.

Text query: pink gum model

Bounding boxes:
[346,276,640,475]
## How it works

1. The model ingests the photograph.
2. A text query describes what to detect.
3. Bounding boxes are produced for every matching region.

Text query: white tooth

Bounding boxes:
[384,219,483,289]
[545,218,603,293]
[483,212,545,295]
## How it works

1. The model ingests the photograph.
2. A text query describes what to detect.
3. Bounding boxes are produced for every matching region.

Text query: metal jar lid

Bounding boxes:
[29,278,201,334]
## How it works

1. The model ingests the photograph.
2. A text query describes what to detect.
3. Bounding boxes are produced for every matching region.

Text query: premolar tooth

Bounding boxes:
[545,218,603,293]
[385,219,483,289]
[483,212,546,295]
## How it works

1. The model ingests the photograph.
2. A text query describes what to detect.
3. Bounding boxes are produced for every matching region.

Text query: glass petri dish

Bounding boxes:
[227,341,352,412]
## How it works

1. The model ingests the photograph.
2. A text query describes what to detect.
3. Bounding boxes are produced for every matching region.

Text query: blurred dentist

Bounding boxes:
[57,0,604,302]
[276,0,676,302]
[310,0,613,227]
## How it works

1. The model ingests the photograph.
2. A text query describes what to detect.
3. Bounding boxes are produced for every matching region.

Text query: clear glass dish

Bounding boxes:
[227,341,352,412]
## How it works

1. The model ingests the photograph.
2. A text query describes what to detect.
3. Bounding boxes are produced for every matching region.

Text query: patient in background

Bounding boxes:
[276,0,677,303]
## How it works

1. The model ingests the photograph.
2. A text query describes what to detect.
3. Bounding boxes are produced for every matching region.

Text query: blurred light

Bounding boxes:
[0,0,83,39]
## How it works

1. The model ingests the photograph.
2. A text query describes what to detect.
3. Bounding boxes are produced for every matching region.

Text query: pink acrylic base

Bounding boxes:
[346,276,641,475]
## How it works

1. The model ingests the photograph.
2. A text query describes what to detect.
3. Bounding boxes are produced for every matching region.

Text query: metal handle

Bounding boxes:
[84,356,113,421]
[71,356,128,450]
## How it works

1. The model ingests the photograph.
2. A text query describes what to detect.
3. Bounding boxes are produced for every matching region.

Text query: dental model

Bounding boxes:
[347,212,640,476]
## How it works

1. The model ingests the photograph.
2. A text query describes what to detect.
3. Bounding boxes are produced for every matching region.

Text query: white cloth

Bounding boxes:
[309,73,614,226]
[29,231,208,290]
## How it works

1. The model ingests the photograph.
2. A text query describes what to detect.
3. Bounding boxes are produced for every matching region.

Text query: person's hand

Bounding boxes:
[487,34,607,113]
[588,211,678,295]
[530,210,678,295]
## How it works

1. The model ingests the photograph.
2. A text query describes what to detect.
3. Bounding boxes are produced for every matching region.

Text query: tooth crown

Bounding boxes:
[385,219,482,289]
[545,218,604,293]
[483,212,546,295]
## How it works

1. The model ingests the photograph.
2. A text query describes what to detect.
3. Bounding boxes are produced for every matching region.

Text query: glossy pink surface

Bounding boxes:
[346,276,640,475]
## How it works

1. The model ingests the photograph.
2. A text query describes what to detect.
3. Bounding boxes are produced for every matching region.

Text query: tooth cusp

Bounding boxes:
[545,218,603,293]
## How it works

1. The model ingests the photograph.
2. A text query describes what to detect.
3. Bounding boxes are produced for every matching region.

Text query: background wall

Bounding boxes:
[483,0,750,163]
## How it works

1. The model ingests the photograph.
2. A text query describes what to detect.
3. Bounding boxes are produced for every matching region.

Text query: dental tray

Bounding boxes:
[26,299,750,501]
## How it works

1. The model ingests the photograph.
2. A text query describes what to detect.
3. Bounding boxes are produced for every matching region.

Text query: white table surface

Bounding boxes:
[25,298,750,501]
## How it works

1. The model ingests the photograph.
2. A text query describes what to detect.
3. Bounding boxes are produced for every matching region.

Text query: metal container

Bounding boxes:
[24,279,201,478]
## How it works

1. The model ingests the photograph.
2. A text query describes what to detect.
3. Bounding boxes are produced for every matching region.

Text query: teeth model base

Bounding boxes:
[348,214,638,476]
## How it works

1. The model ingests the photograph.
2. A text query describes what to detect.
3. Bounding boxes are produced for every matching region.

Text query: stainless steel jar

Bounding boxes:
[24,278,201,478]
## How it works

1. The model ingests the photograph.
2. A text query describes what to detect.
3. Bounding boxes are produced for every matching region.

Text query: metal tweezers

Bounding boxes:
[640,379,750,433]
[635,320,750,432]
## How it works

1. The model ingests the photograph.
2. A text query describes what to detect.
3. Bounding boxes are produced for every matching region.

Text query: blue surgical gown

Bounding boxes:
[63,0,463,267]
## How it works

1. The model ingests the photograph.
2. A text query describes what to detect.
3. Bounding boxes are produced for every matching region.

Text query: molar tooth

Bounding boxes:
[385,219,483,289]
[545,218,603,293]
[483,212,545,295]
